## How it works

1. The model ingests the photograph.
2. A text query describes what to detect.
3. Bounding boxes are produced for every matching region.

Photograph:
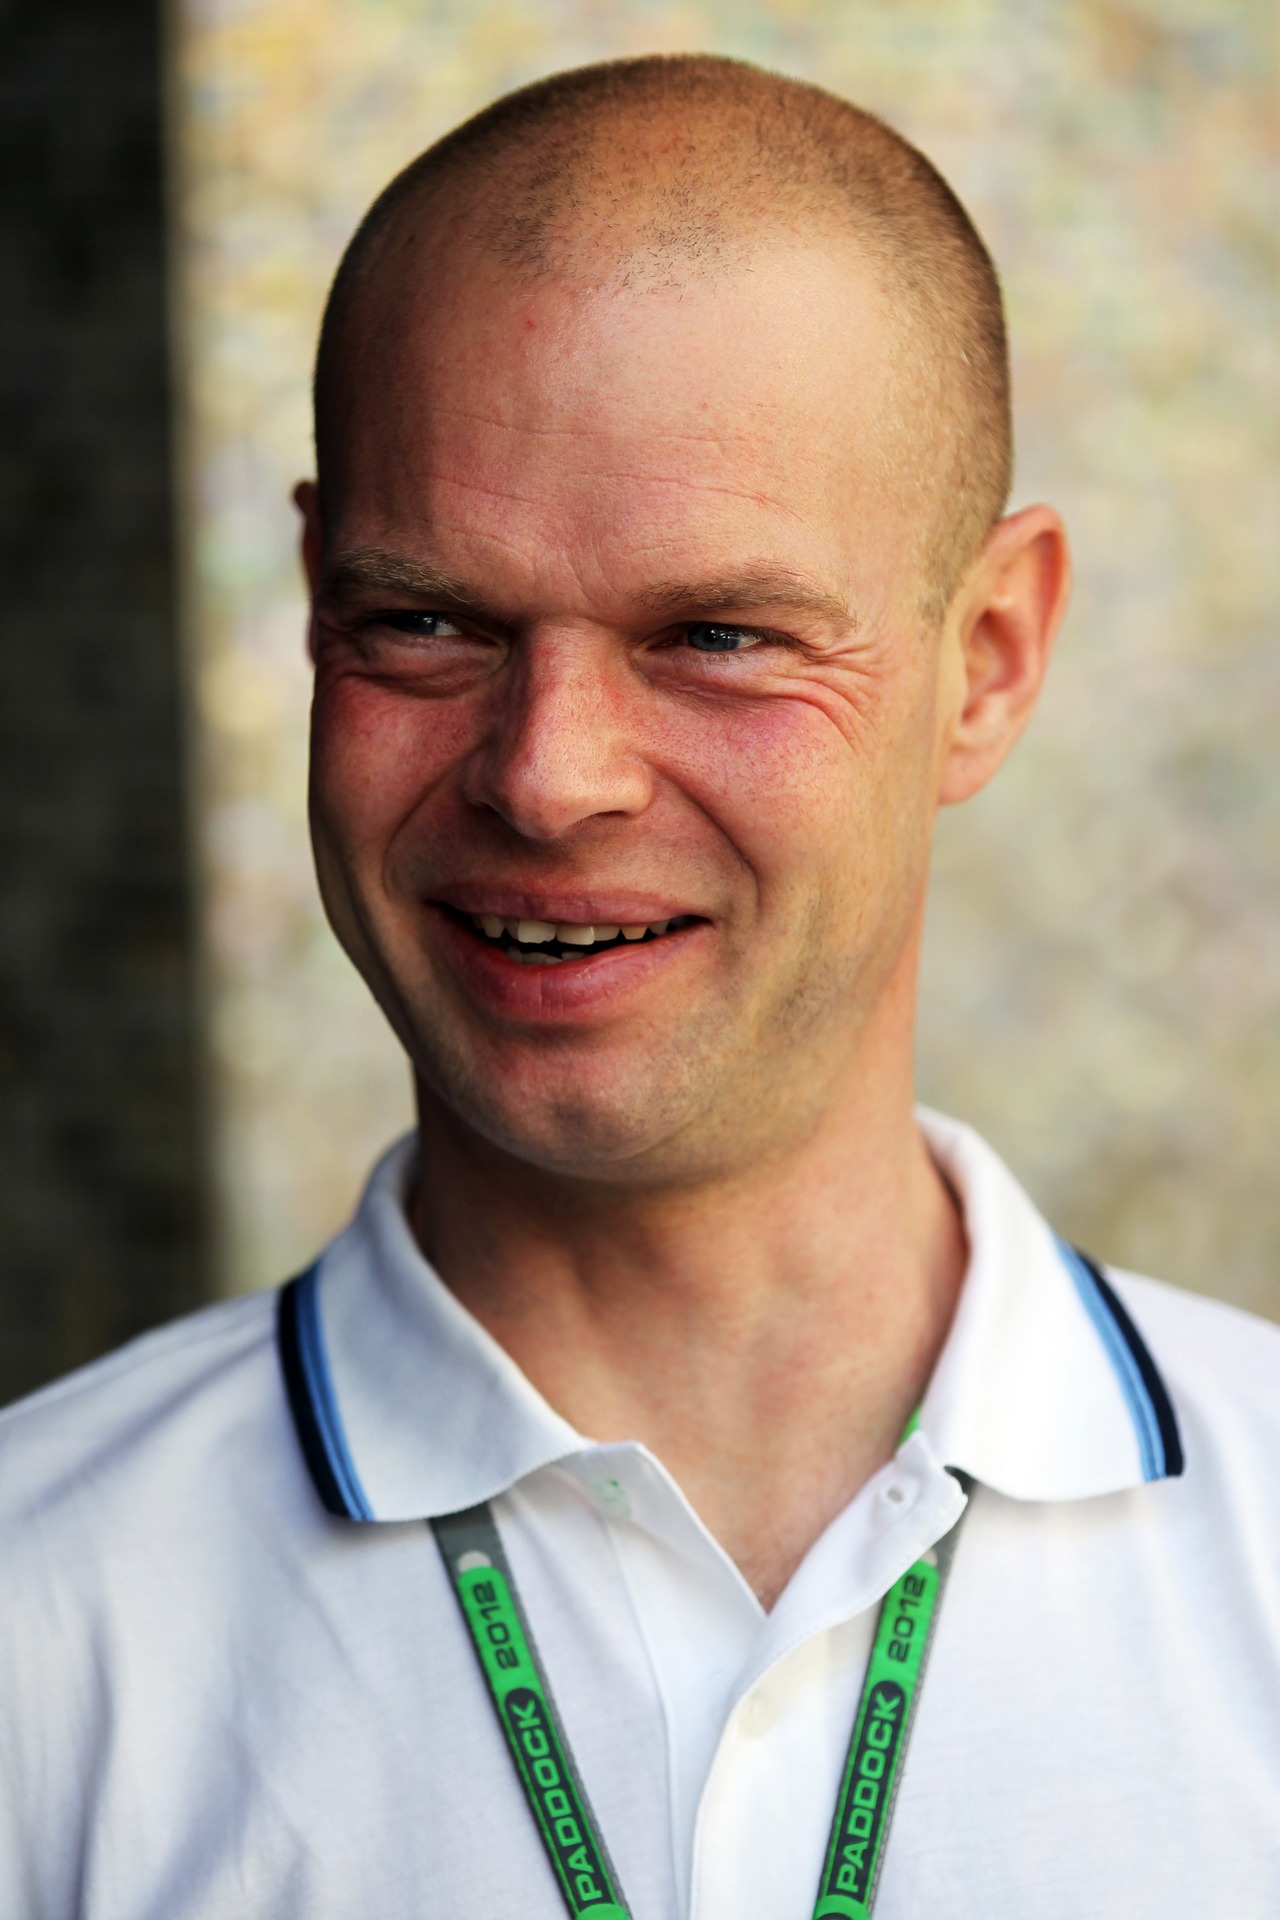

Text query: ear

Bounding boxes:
[938,504,1071,807]
[293,480,325,662]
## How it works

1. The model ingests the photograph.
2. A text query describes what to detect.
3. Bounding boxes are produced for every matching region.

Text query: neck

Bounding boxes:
[410,1070,965,1611]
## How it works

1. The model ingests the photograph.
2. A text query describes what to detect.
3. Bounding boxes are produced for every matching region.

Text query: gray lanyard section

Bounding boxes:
[434,1475,970,1919]
[814,1471,971,1917]
[433,1503,632,1918]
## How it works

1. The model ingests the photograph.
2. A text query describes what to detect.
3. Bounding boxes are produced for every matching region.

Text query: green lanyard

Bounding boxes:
[432,1445,970,1920]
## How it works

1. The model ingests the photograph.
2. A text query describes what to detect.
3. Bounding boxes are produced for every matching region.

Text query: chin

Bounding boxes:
[414,1036,723,1185]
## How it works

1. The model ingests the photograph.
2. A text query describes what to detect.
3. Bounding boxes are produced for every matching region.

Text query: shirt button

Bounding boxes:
[739,1688,776,1738]
[880,1478,918,1513]
[593,1476,632,1519]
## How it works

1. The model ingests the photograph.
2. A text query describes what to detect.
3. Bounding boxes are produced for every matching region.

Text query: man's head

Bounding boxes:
[298,55,1069,1187]
[314,54,1011,616]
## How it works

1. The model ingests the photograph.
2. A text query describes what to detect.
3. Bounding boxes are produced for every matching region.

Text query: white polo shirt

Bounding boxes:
[2,1110,1278,1918]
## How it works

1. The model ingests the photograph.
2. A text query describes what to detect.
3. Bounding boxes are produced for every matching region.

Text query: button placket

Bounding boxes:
[688,1450,967,1918]
[690,1619,874,1920]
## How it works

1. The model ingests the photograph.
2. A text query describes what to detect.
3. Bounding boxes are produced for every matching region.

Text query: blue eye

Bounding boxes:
[686,623,753,653]
[381,611,464,637]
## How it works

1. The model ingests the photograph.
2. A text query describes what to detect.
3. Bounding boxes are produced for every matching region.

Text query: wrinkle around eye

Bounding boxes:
[639,632,889,736]
[314,613,507,699]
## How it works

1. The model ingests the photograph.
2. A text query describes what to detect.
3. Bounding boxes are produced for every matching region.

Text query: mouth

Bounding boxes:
[440,905,700,967]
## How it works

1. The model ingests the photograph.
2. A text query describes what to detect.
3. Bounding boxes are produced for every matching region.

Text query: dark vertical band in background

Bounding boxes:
[0,0,208,1403]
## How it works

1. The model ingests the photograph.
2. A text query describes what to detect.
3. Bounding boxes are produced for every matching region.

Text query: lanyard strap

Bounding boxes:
[433,1467,970,1920]
[432,1503,631,1920]
[812,1469,971,1918]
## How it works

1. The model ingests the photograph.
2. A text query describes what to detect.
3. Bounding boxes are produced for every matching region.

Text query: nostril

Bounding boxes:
[459,696,653,840]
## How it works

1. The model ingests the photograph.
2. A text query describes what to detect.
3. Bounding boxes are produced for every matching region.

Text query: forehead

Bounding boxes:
[328,237,923,602]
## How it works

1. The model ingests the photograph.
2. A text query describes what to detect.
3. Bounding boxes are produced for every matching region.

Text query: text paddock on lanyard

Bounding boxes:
[433,1447,971,1919]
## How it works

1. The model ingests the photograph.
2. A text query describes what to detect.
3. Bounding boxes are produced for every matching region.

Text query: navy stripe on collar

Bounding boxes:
[277,1241,1186,1522]
[1058,1243,1184,1480]
[277,1267,373,1520]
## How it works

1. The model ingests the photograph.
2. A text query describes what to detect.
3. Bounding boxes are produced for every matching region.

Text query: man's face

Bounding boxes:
[306,236,963,1182]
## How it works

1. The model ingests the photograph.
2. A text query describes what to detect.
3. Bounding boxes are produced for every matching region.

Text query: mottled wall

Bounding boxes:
[179,0,1279,1315]
[0,0,207,1404]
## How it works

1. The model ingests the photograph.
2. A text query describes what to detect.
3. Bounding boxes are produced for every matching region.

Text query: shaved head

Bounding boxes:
[314,54,1012,613]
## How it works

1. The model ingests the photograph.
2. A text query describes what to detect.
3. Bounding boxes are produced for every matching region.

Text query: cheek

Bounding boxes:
[658,682,908,856]
[650,694,863,904]
[649,668,942,949]
[309,673,472,857]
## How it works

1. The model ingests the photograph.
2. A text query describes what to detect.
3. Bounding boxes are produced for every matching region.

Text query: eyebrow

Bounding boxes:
[320,548,853,629]
[634,570,853,627]
[318,550,479,608]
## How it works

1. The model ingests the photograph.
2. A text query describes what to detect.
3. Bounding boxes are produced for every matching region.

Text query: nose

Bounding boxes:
[461,627,653,842]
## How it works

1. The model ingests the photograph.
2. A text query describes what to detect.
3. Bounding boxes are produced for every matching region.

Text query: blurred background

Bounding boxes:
[2,0,1277,1404]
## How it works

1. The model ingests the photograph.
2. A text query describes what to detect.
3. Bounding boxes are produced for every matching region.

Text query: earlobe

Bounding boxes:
[938,505,1071,807]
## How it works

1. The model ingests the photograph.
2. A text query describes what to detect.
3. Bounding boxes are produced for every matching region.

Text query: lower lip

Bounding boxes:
[429,909,709,1021]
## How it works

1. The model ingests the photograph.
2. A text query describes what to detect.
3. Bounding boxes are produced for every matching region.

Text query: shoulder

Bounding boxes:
[0,1288,292,1540]
[1111,1267,1280,1416]
[0,1290,334,1900]
[0,1286,326,1747]
[1107,1267,1280,1510]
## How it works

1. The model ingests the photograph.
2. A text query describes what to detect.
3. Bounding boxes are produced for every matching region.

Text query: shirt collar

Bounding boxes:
[915,1109,1181,1498]
[277,1112,1182,1525]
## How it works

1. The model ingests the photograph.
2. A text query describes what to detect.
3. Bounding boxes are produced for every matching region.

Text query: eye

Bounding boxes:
[684,622,765,653]
[377,610,466,639]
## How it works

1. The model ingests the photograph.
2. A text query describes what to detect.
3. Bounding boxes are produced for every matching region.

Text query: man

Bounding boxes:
[2,53,1277,1920]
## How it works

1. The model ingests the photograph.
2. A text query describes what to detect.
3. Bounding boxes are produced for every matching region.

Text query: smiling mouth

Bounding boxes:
[444,907,698,966]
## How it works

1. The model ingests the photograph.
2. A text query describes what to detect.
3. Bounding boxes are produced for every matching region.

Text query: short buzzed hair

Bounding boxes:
[314,54,1012,613]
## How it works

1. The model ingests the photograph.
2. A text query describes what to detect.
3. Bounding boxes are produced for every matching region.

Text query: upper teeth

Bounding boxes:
[472,915,672,947]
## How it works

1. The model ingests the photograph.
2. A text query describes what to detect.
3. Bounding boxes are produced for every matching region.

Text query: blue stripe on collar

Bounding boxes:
[1057,1241,1184,1481]
[277,1267,374,1520]
[276,1235,1185,1517]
